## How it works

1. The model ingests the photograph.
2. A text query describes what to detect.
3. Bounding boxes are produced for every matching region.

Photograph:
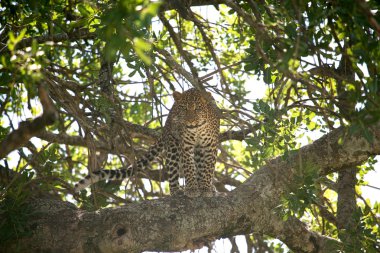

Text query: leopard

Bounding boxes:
[74,88,220,197]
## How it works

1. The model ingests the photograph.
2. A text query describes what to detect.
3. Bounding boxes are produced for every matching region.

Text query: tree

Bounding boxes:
[0,0,379,252]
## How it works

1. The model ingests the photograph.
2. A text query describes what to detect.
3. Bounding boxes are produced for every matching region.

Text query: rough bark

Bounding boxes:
[2,121,380,253]
[337,167,361,251]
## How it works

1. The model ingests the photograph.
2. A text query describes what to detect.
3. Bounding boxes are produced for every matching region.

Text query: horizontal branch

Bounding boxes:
[0,193,339,253]
[4,120,380,252]
[36,125,257,154]
[160,0,224,12]
[36,130,136,155]
[219,127,258,142]
[15,28,96,50]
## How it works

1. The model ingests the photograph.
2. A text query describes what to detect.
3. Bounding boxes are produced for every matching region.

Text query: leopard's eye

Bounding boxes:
[186,103,197,111]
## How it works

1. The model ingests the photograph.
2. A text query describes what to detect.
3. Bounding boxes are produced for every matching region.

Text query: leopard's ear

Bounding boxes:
[201,91,213,102]
[173,91,182,101]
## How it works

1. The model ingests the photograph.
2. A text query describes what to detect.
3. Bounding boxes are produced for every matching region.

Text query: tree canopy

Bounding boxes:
[0,0,379,252]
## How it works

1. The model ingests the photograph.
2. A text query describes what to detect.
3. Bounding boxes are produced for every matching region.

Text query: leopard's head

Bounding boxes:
[171,88,215,127]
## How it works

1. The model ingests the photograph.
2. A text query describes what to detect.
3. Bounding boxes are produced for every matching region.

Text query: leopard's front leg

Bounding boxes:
[181,140,199,198]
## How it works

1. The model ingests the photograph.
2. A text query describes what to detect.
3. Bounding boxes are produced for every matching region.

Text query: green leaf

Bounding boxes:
[263,67,271,84]
[133,38,152,65]
[8,28,27,51]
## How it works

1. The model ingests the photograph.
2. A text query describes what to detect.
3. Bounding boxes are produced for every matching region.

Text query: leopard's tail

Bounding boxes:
[74,167,133,192]
[74,138,165,193]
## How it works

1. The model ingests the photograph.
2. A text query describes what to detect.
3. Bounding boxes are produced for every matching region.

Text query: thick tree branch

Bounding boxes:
[3,120,380,252]
[337,167,361,250]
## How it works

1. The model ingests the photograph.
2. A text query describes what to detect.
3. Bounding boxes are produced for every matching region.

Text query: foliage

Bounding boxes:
[0,0,379,252]
[0,169,34,245]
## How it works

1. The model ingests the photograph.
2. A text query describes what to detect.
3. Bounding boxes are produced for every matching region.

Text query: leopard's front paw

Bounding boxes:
[199,186,216,197]
[184,187,200,198]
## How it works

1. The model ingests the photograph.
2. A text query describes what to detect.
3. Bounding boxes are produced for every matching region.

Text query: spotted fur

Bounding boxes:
[74,88,220,197]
